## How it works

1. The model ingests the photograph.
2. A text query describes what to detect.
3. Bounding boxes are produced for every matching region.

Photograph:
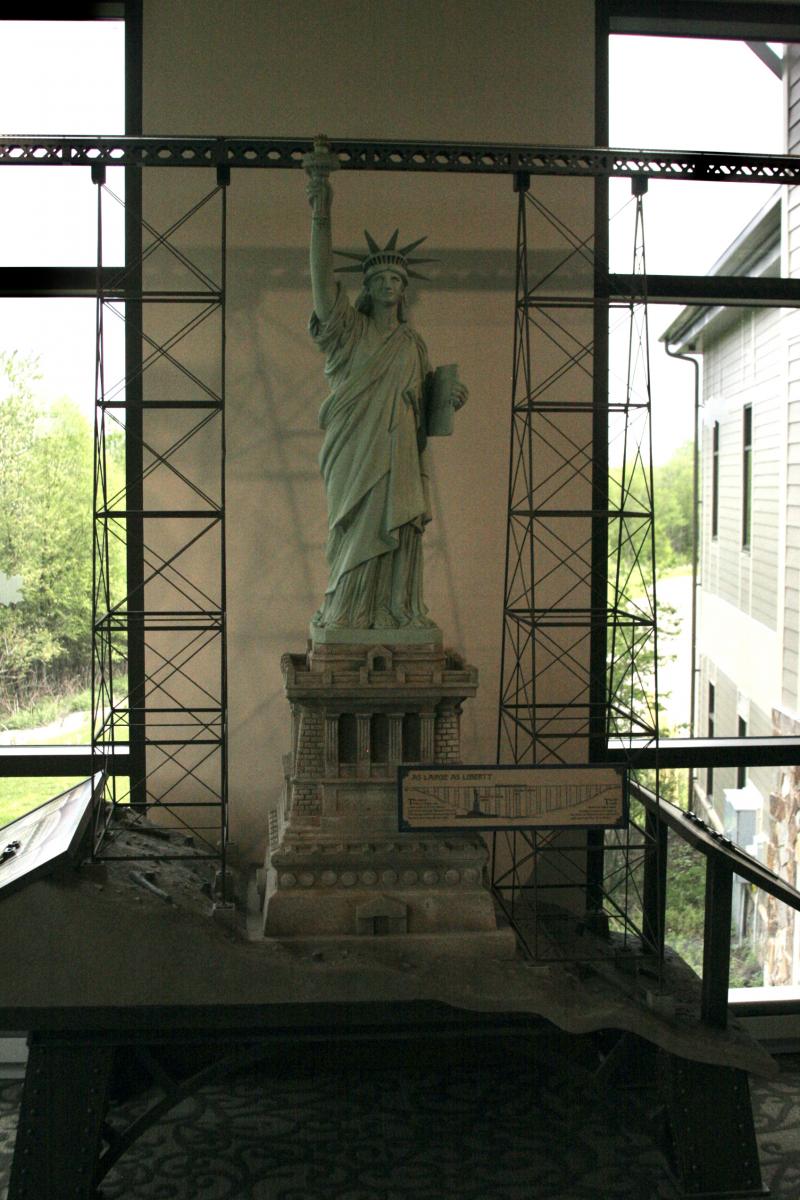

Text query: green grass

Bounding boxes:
[658,560,692,581]
[0,777,85,829]
[0,712,94,827]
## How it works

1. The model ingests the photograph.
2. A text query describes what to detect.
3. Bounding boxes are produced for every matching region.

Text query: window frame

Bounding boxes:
[737,716,748,788]
[742,402,753,549]
[712,420,720,539]
[600,0,800,1015]
[706,681,716,799]
[0,3,140,798]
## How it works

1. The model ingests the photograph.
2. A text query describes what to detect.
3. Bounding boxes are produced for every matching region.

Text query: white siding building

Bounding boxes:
[662,45,800,983]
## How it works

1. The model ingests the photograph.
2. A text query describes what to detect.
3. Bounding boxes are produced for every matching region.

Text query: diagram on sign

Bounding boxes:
[399,765,626,830]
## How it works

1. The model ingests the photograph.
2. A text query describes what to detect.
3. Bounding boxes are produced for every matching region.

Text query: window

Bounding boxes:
[706,682,715,799]
[606,4,800,1005]
[737,717,747,789]
[0,16,126,828]
[742,403,752,549]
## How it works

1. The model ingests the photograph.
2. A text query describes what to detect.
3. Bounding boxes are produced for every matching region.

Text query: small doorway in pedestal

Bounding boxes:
[356,896,408,936]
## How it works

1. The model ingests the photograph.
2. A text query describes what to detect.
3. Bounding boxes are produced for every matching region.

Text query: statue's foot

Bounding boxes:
[312,612,351,630]
[372,608,398,628]
[407,614,436,628]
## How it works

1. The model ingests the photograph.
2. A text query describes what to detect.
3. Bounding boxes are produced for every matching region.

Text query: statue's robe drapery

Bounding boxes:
[310,288,432,628]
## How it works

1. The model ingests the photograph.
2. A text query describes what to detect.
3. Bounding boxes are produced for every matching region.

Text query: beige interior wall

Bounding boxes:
[141,0,596,859]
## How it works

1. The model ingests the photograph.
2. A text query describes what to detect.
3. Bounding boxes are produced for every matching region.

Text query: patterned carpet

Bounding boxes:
[1,1044,799,1199]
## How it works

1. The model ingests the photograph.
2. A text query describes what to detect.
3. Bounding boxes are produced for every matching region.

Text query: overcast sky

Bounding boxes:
[0,21,125,415]
[609,35,785,463]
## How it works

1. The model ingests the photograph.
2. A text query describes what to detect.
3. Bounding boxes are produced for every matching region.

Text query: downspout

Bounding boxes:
[665,341,700,811]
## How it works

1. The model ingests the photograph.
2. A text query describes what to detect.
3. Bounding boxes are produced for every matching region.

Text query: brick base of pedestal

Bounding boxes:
[263,829,503,940]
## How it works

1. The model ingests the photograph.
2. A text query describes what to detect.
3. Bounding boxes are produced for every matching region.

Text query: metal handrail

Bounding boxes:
[632,779,800,1028]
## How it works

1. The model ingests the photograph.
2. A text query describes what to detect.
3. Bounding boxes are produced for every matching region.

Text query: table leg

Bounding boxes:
[8,1034,114,1200]
[660,1052,767,1198]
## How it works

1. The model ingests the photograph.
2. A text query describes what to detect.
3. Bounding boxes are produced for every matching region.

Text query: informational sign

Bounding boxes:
[398,763,626,831]
[0,773,102,898]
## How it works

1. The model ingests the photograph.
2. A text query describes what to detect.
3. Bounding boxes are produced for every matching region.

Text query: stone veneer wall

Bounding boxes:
[765,709,800,985]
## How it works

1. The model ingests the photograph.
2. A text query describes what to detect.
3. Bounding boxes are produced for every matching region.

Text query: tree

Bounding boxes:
[610,439,694,583]
[656,441,693,565]
[0,352,125,713]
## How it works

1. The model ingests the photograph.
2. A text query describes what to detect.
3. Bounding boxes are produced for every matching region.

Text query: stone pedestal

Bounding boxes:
[262,639,514,953]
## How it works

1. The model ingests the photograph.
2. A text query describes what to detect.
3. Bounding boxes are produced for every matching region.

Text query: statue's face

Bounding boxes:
[367,269,405,307]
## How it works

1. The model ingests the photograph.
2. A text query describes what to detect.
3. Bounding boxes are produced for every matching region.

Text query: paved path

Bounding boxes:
[0,709,88,746]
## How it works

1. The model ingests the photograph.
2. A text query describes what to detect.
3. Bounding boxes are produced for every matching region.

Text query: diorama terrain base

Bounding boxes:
[1,822,772,1199]
[255,929,518,957]
[0,821,776,1080]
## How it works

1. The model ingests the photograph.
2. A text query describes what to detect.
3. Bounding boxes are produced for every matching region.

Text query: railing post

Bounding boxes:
[701,856,734,1028]
[642,807,667,954]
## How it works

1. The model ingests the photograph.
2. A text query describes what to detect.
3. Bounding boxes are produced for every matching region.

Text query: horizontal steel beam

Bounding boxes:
[0,266,123,297]
[0,136,798,182]
[3,735,798,782]
[0,746,128,777]
[610,0,800,42]
[611,273,800,307]
[609,735,800,768]
[6,267,795,309]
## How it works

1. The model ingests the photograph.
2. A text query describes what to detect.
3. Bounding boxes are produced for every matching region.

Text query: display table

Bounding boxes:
[0,853,773,1198]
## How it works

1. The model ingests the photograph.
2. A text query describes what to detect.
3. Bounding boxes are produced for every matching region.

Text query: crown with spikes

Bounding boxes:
[334,229,437,283]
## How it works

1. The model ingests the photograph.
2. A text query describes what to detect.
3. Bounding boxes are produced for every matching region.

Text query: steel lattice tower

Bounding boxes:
[91,168,229,884]
[494,174,661,960]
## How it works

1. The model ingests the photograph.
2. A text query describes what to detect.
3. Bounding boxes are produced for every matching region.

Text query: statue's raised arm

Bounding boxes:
[303,136,338,323]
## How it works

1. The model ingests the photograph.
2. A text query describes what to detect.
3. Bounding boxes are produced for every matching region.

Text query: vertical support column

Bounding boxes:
[9,1036,114,1200]
[590,0,610,768]
[586,141,610,917]
[124,0,146,810]
[324,712,338,776]
[92,164,116,852]
[702,856,734,1028]
[497,172,533,767]
[356,713,371,777]
[642,806,668,954]
[388,713,403,764]
[217,160,230,879]
[420,710,436,762]
[660,1052,764,1196]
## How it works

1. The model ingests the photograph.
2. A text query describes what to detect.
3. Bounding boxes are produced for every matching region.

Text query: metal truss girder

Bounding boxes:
[1,135,800,182]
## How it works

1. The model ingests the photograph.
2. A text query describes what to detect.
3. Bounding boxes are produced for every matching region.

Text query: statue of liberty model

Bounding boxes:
[304,137,467,634]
